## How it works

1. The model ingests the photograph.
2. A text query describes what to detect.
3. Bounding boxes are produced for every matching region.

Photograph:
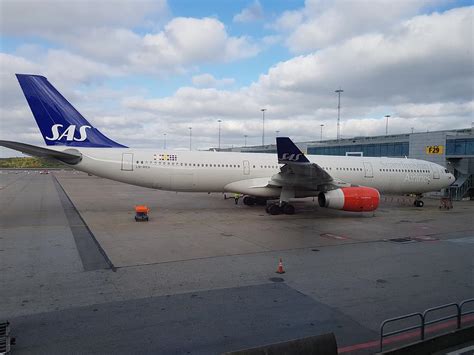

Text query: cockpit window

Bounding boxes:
[444,169,449,173]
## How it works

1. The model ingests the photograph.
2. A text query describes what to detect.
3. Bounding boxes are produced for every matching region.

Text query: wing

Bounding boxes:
[0,140,82,164]
[271,137,341,193]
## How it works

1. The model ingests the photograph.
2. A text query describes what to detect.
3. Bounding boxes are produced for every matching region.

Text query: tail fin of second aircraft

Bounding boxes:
[16,74,126,148]
[276,137,310,163]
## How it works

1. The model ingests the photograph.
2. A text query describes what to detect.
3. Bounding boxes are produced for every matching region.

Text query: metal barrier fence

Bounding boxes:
[380,298,474,352]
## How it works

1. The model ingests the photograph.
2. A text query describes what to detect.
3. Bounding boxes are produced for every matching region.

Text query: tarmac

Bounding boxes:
[0,170,473,354]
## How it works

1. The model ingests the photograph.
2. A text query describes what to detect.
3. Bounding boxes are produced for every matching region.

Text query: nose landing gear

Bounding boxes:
[414,195,424,208]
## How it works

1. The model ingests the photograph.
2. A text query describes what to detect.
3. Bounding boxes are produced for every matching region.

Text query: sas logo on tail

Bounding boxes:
[46,124,91,142]
[281,153,303,161]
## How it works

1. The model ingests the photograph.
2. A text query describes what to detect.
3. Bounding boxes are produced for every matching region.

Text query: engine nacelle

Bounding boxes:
[318,187,380,212]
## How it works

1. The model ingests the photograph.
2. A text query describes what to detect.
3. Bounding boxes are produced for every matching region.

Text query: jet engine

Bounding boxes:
[318,187,380,212]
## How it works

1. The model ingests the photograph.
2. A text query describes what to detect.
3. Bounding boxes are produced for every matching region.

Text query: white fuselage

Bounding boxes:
[57,147,454,196]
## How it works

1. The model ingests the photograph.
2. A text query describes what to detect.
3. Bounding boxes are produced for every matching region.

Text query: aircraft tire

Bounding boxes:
[243,196,255,206]
[268,204,281,215]
[282,204,295,215]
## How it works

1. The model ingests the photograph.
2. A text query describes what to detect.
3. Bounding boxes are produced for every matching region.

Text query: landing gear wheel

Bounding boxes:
[243,196,255,206]
[255,197,267,206]
[282,204,295,215]
[267,204,282,215]
[414,200,424,207]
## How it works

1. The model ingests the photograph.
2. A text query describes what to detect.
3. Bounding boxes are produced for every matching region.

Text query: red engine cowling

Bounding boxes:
[318,187,380,212]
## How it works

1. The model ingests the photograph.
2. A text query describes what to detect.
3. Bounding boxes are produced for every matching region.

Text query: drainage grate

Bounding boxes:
[387,237,415,243]
[0,321,11,355]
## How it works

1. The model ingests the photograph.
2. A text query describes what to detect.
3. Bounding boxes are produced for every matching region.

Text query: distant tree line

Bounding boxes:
[0,157,65,168]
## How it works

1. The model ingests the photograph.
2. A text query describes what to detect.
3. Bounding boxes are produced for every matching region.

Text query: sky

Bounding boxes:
[0,0,473,156]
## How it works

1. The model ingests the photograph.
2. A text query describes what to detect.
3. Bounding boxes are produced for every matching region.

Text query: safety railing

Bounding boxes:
[380,298,474,352]
[448,174,473,200]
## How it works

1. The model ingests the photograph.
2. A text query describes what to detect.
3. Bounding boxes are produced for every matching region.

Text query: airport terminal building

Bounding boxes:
[219,128,474,200]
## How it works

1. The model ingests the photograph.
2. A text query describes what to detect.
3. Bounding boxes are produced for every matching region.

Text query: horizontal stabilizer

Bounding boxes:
[276,137,310,163]
[0,140,82,164]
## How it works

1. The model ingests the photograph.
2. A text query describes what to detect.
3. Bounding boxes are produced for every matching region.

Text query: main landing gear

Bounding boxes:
[414,195,424,208]
[265,202,295,215]
[243,196,267,206]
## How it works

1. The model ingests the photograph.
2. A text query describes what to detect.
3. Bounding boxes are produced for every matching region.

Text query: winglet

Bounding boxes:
[277,137,310,163]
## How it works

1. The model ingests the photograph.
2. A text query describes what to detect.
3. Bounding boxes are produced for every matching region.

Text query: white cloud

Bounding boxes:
[122,7,473,144]
[1,4,472,154]
[0,0,168,35]
[233,1,264,23]
[273,0,437,53]
[192,74,235,88]
[132,17,259,70]
[45,17,260,74]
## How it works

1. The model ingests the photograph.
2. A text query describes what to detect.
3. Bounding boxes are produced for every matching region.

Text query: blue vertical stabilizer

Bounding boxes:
[16,74,126,148]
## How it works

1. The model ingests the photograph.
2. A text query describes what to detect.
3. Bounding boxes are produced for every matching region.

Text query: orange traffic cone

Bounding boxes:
[276,258,285,274]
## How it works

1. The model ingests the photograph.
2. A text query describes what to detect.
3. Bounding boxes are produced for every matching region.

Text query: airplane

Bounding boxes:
[0,74,455,215]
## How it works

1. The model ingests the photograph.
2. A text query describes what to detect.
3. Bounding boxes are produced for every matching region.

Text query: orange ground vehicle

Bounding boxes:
[135,205,149,222]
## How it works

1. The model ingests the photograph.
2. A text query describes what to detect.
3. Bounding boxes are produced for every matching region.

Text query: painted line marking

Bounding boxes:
[446,237,474,244]
[320,233,350,240]
[446,344,474,355]
[338,314,474,353]
[412,236,439,242]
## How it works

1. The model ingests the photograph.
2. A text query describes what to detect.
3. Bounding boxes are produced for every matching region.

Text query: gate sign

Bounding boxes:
[426,145,444,155]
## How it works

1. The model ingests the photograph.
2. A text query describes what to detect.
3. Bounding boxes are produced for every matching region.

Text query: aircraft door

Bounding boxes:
[363,162,373,178]
[431,164,440,179]
[121,153,133,171]
[243,160,250,175]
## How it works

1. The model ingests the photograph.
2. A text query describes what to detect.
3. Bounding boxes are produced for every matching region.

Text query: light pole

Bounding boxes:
[411,127,414,134]
[335,89,343,140]
[244,135,248,147]
[385,115,390,136]
[261,108,266,146]
[217,119,222,149]
[275,130,280,139]
[320,124,324,141]
[188,127,192,150]
[163,133,167,149]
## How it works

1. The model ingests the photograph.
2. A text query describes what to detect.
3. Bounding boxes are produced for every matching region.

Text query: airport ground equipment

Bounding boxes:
[380,298,474,352]
[134,206,149,222]
[439,197,453,209]
[0,321,12,355]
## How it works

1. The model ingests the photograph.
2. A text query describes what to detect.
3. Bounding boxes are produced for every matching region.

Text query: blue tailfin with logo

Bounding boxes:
[16,74,126,148]
[277,137,310,163]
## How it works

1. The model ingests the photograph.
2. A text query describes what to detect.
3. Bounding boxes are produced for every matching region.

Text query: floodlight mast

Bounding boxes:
[335,89,343,140]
